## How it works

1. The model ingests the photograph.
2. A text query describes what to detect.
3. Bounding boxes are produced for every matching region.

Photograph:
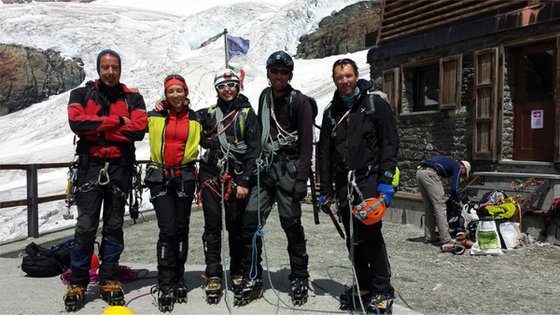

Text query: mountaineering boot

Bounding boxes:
[231,274,243,292]
[289,277,309,306]
[157,286,175,312]
[99,280,125,306]
[366,293,395,314]
[339,287,372,311]
[174,280,188,304]
[205,277,222,304]
[63,284,86,312]
[233,277,263,306]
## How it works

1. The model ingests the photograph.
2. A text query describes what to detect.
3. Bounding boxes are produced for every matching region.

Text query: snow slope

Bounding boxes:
[0,0,369,242]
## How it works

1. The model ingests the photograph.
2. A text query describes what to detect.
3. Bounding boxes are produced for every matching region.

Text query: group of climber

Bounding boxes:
[63,48,400,314]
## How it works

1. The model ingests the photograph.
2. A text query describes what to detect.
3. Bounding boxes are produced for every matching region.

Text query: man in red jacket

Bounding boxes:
[63,49,147,312]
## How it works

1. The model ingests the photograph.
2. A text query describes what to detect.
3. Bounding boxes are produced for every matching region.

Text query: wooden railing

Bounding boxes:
[0,163,71,238]
[0,161,149,239]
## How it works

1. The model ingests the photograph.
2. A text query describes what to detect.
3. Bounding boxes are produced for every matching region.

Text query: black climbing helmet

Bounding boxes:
[266,50,294,71]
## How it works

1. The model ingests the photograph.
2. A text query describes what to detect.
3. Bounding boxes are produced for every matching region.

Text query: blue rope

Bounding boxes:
[249,224,265,280]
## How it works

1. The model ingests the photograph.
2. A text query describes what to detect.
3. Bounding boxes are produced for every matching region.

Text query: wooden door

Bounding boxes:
[513,42,556,161]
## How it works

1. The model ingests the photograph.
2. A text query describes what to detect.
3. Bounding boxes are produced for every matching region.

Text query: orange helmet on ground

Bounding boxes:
[352,195,387,225]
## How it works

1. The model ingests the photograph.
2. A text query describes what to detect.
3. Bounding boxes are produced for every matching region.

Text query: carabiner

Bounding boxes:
[98,162,110,186]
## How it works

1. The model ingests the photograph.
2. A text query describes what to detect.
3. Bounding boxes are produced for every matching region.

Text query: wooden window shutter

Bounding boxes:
[473,47,499,160]
[382,67,400,113]
[554,35,560,163]
[439,55,462,109]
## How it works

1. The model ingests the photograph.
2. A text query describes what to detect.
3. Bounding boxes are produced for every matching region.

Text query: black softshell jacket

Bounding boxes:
[318,79,399,196]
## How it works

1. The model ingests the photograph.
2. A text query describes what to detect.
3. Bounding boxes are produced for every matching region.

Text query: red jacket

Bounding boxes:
[68,80,147,158]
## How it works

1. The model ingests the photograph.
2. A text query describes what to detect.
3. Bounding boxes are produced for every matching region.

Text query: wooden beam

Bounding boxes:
[382,1,512,36]
[379,1,523,43]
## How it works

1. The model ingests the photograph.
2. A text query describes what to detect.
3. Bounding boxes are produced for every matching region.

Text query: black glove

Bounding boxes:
[292,180,308,202]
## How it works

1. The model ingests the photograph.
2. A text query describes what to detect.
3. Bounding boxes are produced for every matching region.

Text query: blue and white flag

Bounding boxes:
[226,35,250,61]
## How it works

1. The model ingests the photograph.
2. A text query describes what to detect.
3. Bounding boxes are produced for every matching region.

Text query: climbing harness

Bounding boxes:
[198,166,235,204]
[75,161,126,199]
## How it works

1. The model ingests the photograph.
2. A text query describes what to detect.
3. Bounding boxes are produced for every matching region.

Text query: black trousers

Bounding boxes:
[70,158,131,287]
[148,174,195,288]
[240,158,309,281]
[335,171,394,295]
[199,166,246,278]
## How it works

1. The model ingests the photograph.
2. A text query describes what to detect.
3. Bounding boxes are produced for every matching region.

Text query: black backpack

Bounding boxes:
[21,239,74,277]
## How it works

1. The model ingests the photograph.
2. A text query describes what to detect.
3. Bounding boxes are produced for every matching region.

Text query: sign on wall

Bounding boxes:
[531,110,544,129]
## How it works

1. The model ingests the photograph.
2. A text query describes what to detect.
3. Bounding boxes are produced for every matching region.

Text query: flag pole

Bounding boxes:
[223,28,228,68]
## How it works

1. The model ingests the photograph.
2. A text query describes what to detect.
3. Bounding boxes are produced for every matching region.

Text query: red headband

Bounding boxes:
[164,78,188,93]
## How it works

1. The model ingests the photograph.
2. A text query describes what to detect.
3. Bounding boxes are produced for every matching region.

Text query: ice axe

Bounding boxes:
[320,202,345,239]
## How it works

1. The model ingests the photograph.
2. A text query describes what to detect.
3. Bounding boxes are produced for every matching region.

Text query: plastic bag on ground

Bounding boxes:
[499,222,522,249]
[470,219,503,256]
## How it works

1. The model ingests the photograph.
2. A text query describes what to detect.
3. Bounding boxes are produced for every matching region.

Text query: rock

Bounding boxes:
[0,44,85,116]
[296,1,381,59]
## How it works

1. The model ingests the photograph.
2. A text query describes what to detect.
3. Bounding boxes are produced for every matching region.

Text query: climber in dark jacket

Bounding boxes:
[236,51,317,307]
[318,58,398,313]
[65,49,147,310]
[197,69,260,304]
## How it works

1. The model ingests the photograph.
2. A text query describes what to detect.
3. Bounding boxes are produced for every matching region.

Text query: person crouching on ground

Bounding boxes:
[416,156,471,251]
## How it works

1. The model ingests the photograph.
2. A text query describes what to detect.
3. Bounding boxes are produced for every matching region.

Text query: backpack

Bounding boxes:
[21,239,74,277]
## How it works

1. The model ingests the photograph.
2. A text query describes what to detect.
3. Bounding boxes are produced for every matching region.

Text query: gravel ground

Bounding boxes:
[120,203,560,314]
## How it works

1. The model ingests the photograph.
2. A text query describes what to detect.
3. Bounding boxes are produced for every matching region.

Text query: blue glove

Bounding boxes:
[377,183,395,207]
[317,194,328,205]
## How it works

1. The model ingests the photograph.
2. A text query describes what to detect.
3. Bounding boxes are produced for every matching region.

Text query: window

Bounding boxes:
[412,63,440,111]
[397,55,462,113]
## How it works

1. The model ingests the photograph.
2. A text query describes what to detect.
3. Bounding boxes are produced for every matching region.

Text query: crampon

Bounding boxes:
[63,284,86,312]
[99,280,125,306]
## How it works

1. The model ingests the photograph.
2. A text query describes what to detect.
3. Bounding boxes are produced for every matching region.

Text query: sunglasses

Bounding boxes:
[164,74,186,83]
[333,58,357,68]
[332,58,358,76]
[269,68,291,75]
[216,82,238,90]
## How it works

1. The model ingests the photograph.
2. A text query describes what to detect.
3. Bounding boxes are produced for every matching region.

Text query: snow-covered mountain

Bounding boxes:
[0,0,369,242]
